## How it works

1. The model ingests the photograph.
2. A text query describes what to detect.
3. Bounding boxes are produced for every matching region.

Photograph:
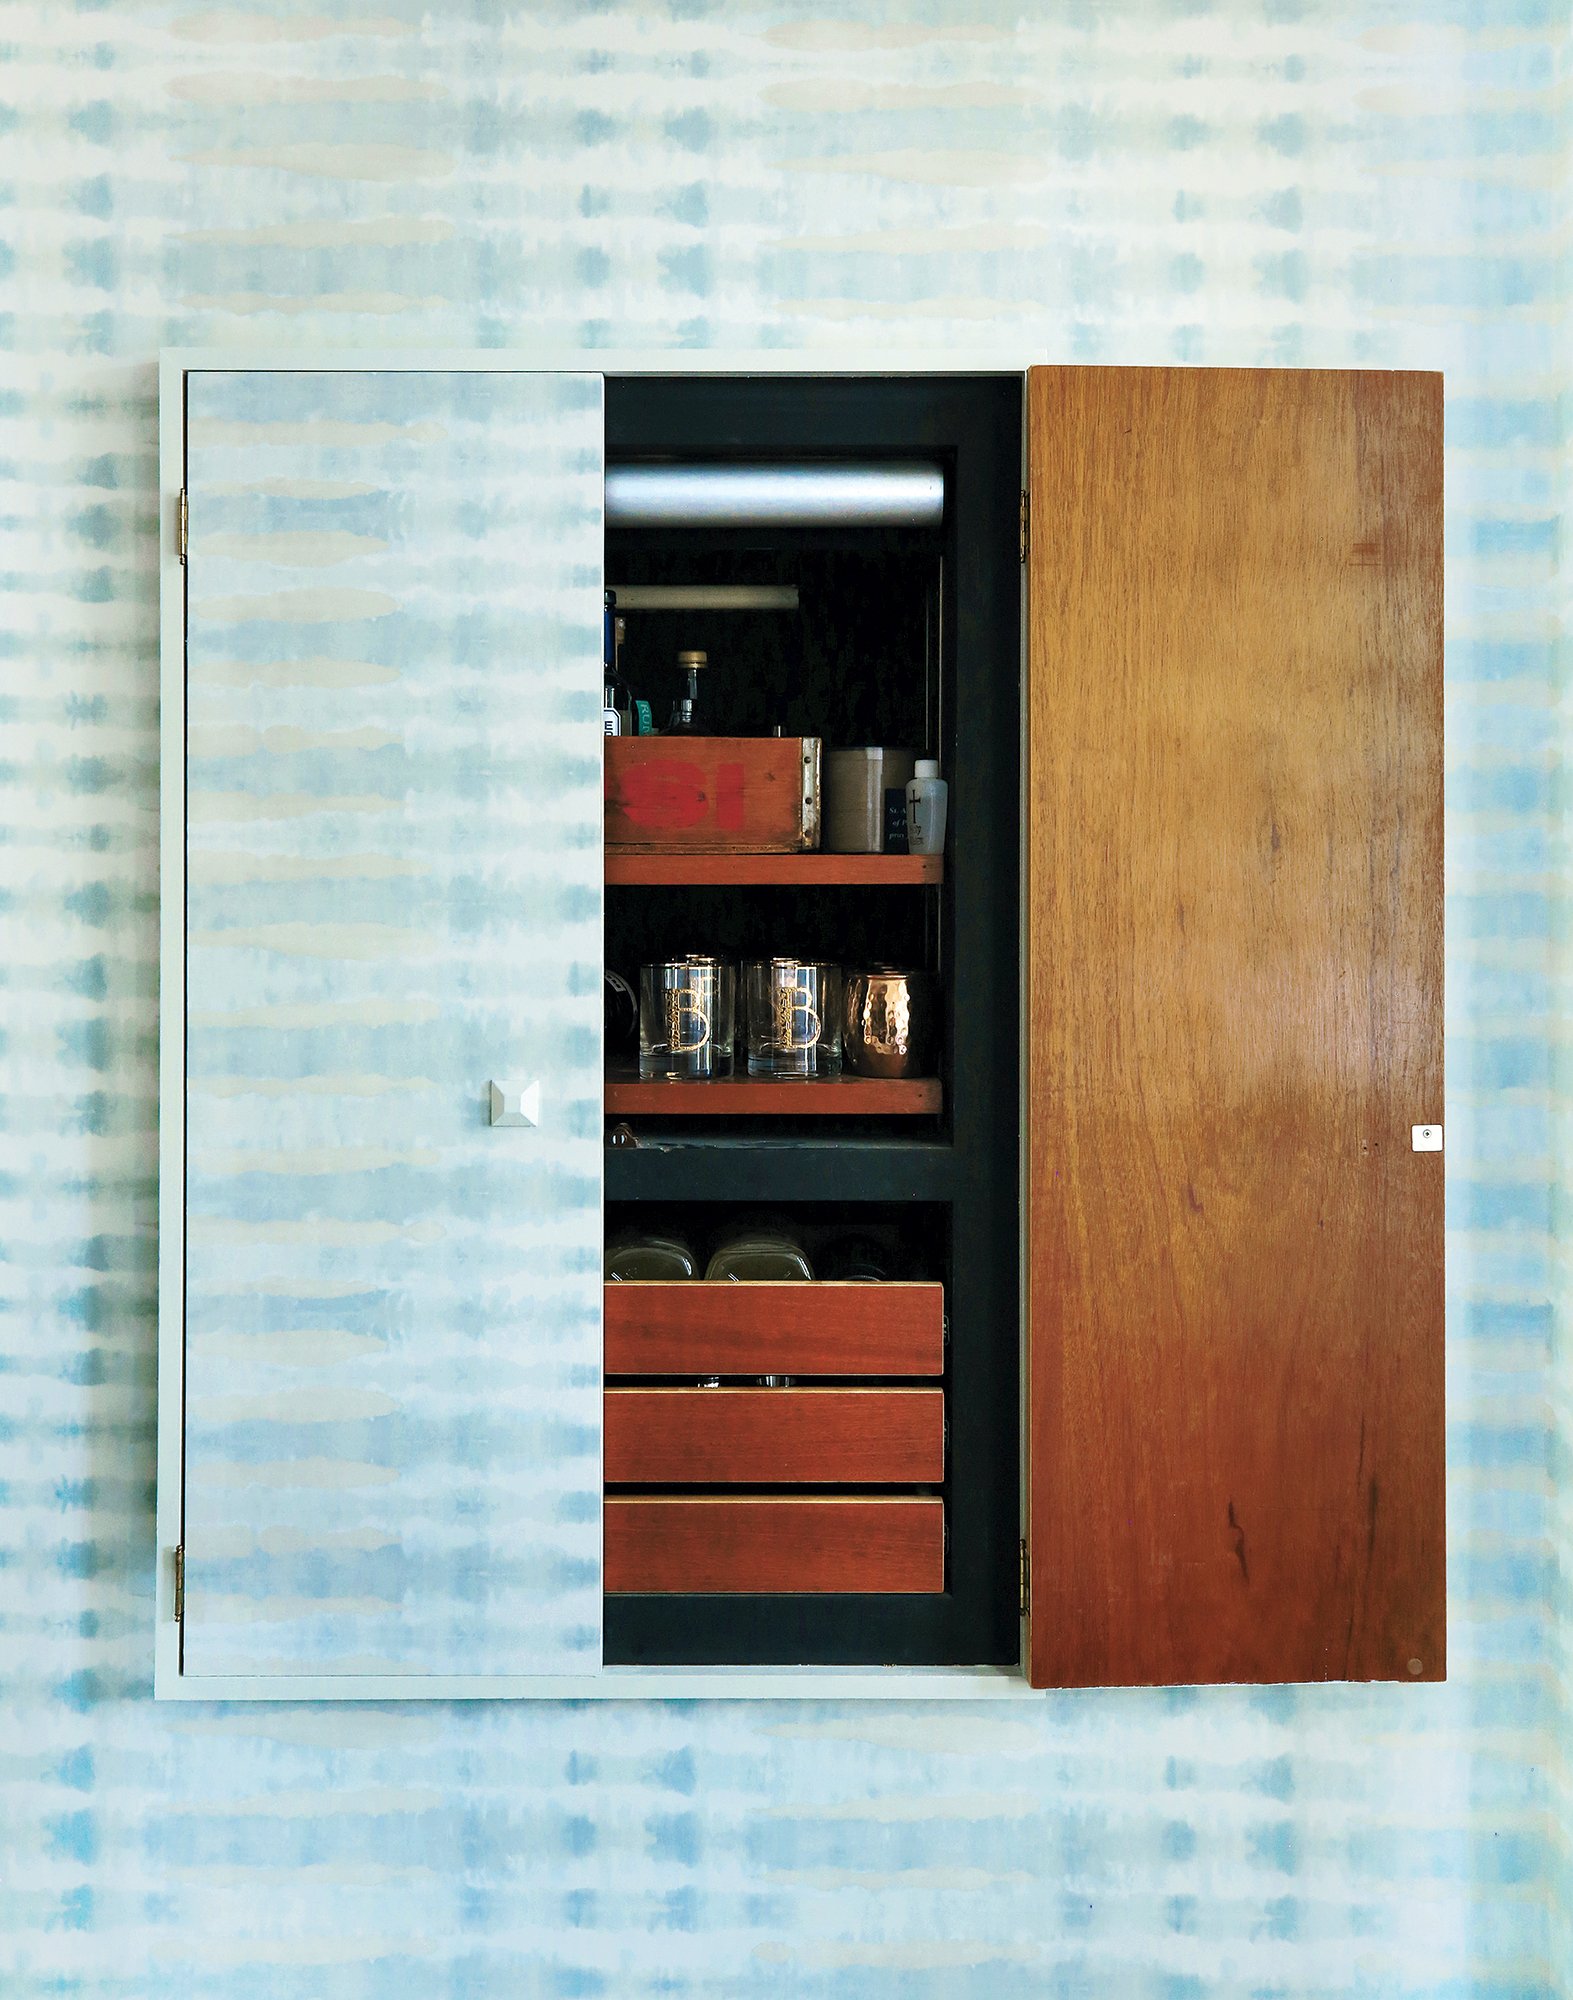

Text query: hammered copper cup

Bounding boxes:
[841,966,938,1079]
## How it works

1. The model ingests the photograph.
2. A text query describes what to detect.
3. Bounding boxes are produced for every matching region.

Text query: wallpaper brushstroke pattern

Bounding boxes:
[181,368,604,1678]
[0,2,1566,1996]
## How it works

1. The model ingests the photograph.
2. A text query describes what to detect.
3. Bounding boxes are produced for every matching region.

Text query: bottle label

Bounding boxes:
[883,789,909,854]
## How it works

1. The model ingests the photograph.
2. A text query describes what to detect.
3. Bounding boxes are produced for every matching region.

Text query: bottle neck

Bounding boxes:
[669,667,700,733]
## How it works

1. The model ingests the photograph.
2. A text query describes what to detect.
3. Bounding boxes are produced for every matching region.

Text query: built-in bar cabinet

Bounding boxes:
[155,355,1444,1698]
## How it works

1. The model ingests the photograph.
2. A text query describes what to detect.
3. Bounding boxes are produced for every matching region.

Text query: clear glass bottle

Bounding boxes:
[666,649,706,734]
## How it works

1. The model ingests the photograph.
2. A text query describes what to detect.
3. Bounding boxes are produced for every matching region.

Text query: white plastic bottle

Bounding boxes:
[905,758,948,855]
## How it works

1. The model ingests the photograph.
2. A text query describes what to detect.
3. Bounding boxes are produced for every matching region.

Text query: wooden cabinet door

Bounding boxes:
[177,369,605,1685]
[1025,368,1444,1687]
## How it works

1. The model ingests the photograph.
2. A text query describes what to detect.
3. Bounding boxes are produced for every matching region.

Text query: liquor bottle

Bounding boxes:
[602,590,631,735]
[666,649,706,734]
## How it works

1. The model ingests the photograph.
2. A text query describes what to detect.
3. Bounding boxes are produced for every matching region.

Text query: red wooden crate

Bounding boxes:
[605,735,821,851]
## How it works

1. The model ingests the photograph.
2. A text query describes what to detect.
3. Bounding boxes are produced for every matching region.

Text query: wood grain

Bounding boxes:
[604,1497,946,1594]
[605,1280,947,1378]
[605,1388,945,1483]
[606,851,942,886]
[604,735,817,851]
[1024,367,1444,1688]
[605,1068,942,1117]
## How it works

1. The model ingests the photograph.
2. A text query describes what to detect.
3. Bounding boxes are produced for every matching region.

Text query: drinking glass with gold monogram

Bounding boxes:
[744,959,842,1078]
[639,957,735,1080]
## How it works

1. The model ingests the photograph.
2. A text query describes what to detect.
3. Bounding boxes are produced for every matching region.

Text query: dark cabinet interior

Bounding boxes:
[601,374,1022,1667]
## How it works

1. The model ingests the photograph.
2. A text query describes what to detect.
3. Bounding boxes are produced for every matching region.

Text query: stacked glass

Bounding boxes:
[638,956,736,1080]
[743,958,843,1078]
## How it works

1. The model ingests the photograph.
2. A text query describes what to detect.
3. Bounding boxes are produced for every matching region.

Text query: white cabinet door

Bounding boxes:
[179,370,604,1682]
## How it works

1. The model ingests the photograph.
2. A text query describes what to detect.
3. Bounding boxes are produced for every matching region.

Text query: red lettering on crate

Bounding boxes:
[618,759,709,830]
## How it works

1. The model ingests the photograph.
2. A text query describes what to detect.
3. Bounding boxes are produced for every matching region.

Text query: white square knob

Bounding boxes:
[1411,1124,1442,1152]
[490,1080,540,1128]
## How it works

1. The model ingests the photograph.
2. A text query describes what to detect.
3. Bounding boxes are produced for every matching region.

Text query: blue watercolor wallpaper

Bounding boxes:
[0,3,1567,1996]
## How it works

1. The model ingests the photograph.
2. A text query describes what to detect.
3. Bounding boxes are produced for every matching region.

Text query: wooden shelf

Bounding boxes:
[605,1134,955,1204]
[605,851,942,887]
[605,1068,942,1117]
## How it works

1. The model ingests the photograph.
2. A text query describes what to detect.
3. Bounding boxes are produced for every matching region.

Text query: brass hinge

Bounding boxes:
[173,1545,185,1624]
[1018,1536,1029,1617]
[177,489,189,564]
[1018,488,1029,565]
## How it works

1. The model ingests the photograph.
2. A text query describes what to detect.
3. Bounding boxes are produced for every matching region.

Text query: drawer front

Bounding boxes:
[605,1497,945,1594]
[605,1387,944,1484]
[604,1281,944,1377]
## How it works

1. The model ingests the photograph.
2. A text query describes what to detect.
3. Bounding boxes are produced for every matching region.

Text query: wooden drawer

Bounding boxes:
[604,1281,945,1378]
[605,1387,944,1484]
[605,1497,945,1594]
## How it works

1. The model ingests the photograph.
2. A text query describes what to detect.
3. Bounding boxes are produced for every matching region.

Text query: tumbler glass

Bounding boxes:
[638,956,735,1080]
[744,958,842,1078]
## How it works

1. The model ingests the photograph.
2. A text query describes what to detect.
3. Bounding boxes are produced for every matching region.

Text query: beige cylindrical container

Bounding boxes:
[823,747,917,852]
